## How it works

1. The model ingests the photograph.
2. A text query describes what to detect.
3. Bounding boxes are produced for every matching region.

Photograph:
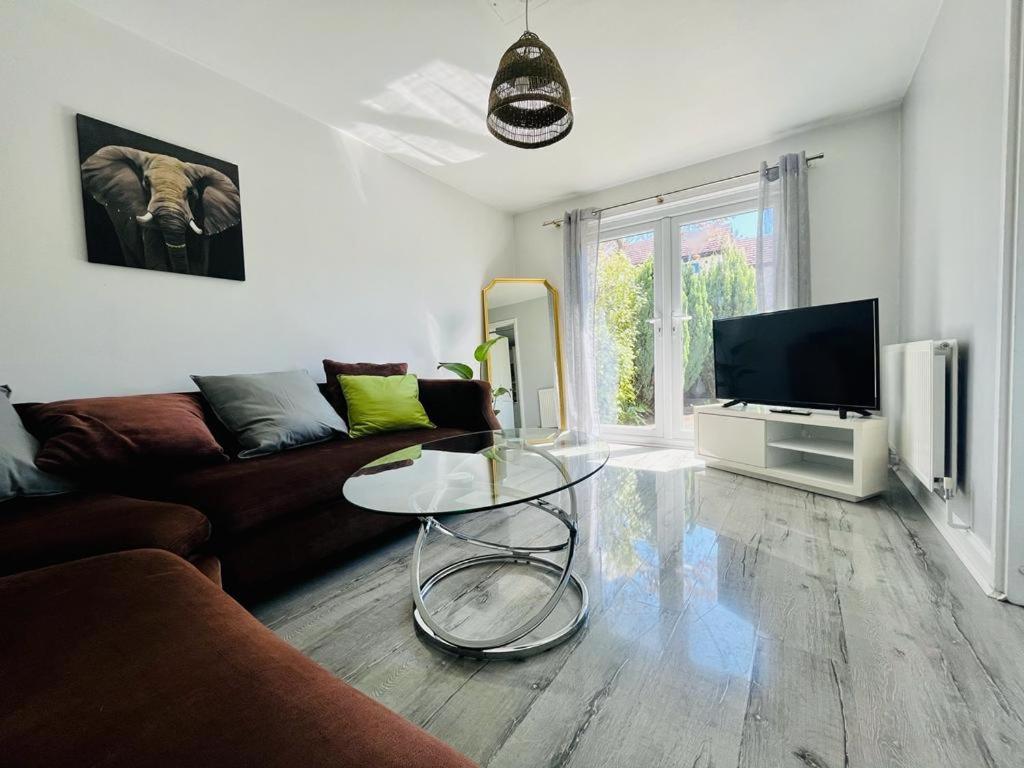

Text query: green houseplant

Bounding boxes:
[438,337,511,415]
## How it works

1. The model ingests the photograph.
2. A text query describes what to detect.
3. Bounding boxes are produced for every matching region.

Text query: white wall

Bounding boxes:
[511,108,903,346]
[900,0,1013,592]
[0,1,512,402]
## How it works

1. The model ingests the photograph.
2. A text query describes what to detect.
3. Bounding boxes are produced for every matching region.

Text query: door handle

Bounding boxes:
[670,313,691,332]
[646,317,663,335]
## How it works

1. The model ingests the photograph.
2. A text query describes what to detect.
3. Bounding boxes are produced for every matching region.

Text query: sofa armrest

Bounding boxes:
[418,378,500,431]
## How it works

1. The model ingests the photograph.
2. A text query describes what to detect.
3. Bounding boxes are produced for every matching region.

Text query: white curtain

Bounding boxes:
[561,208,602,435]
[756,151,811,310]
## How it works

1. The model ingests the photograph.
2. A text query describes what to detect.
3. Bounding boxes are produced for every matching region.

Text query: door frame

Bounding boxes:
[999,0,1024,604]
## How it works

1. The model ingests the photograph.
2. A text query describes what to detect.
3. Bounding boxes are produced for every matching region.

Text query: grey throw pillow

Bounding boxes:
[1,386,76,502]
[192,370,347,459]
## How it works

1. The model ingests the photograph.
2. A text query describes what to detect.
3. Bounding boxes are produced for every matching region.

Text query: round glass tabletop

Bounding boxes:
[343,428,609,517]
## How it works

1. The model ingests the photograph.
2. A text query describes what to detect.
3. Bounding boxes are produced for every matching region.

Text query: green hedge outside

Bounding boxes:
[596,242,757,425]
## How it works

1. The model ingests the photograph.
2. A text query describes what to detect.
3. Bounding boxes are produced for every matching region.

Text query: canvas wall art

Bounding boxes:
[76,114,244,281]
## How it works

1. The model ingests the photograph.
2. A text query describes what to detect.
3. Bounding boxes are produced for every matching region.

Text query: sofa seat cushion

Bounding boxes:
[0,550,477,768]
[0,492,210,576]
[163,427,466,536]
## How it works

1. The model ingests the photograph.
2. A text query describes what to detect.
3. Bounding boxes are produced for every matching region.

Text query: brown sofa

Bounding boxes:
[8,377,499,597]
[0,549,476,768]
[165,425,471,593]
[1,376,496,767]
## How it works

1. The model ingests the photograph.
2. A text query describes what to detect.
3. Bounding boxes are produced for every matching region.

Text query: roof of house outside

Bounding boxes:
[599,210,775,269]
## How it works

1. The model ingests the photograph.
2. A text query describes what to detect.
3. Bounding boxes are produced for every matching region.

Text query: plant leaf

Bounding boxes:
[473,337,503,362]
[492,387,510,398]
[437,362,473,380]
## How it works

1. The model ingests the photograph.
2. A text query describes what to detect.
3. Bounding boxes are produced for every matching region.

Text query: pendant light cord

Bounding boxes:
[525,0,529,31]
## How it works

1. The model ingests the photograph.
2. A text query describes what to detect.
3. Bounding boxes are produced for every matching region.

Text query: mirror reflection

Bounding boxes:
[482,279,564,431]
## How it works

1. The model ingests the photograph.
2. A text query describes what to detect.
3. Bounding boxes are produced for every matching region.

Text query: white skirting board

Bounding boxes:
[894,465,1001,598]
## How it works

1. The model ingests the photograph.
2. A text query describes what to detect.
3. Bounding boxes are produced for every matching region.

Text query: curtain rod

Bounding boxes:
[540,153,824,228]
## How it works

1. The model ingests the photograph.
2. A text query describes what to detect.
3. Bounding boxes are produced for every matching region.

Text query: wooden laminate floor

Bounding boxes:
[253,444,1024,768]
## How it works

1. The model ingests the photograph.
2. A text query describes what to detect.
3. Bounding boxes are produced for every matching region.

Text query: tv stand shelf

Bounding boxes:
[693,403,888,501]
[766,437,854,459]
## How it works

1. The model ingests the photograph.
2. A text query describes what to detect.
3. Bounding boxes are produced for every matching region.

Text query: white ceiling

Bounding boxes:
[72,0,941,213]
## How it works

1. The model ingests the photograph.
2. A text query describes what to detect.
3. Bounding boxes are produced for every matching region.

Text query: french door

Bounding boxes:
[595,195,765,445]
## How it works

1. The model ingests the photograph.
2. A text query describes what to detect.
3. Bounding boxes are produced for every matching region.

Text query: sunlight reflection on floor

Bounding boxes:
[605,442,705,473]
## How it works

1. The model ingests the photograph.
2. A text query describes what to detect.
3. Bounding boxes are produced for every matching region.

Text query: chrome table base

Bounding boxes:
[410,489,588,660]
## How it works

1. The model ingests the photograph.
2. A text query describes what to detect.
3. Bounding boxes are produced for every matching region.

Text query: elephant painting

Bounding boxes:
[76,115,244,281]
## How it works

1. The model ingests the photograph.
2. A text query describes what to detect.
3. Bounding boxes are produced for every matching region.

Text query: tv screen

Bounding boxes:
[713,298,880,411]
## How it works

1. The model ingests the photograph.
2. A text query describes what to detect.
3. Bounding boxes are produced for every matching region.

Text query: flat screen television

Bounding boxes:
[712,298,880,415]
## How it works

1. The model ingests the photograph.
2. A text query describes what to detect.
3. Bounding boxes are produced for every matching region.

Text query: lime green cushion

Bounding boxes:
[338,374,435,438]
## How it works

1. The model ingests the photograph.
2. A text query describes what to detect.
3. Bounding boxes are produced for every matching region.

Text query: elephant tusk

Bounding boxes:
[136,211,154,224]
[189,219,203,235]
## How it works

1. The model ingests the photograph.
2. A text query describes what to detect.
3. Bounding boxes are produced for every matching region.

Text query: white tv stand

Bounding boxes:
[693,403,888,501]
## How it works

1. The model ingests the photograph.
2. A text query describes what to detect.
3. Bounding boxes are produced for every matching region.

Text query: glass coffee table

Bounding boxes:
[343,429,609,660]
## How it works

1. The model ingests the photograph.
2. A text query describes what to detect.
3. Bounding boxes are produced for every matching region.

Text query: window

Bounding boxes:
[594,188,772,441]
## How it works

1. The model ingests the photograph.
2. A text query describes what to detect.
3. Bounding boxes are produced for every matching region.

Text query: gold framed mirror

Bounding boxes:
[481,278,566,430]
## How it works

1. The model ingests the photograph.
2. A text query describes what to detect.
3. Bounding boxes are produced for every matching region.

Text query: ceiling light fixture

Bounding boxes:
[486,0,573,149]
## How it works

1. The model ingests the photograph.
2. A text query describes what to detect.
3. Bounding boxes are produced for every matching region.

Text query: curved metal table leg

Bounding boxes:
[411,484,588,660]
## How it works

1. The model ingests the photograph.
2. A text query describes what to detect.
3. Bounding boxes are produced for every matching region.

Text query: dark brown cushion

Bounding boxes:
[24,393,227,474]
[418,378,501,431]
[162,427,464,536]
[0,492,210,576]
[322,360,407,419]
[0,550,477,768]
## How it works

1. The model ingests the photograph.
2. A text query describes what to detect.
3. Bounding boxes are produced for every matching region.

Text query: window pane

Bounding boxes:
[596,231,656,426]
[678,211,766,431]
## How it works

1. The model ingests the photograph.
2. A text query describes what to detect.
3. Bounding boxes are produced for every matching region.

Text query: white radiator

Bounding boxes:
[882,339,960,509]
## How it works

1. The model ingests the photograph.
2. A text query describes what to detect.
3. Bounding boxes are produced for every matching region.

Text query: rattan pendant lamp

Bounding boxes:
[486,0,573,148]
